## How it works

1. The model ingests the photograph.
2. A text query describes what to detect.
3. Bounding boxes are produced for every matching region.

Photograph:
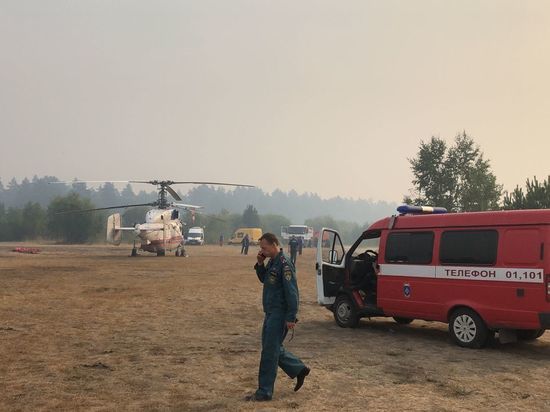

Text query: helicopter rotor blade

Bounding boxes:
[48,180,131,184]
[50,180,255,188]
[171,202,203,210]
[56,202,156,214]
[165,185,182,201]
[170,181,255,188]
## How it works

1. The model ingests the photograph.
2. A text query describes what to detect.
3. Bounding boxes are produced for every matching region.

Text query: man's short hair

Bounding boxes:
[259,233,279,246]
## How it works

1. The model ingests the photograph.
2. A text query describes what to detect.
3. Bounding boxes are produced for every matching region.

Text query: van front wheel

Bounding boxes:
[449,308,490,349]
[333,295,359,328]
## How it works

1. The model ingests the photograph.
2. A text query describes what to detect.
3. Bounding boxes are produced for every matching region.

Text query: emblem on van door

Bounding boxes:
[403,283,411,298]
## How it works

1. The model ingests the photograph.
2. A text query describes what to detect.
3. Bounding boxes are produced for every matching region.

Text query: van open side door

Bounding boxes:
[316,228,346,306]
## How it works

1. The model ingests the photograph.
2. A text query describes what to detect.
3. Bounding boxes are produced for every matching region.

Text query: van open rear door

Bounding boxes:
[316,228,346,306]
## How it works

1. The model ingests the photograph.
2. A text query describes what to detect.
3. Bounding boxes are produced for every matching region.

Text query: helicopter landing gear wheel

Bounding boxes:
[131,247,138,257]
[177,243,187,257]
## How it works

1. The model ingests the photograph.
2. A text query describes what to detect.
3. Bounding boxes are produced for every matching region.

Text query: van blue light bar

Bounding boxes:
[397,205,447,215]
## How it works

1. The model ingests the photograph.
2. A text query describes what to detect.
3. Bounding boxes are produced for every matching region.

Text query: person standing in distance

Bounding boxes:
[288,235,298,265]
[244,233,250,255]
[245,233,310,402]
[241,233,250,255]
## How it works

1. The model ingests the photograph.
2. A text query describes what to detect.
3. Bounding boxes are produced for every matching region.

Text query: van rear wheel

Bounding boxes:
[517,329,545,341]
[449,308,490,349]
[333,295,359,328]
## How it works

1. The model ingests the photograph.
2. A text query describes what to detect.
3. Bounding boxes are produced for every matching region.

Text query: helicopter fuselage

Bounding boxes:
[107,208,185,255]
[136,208,184,253]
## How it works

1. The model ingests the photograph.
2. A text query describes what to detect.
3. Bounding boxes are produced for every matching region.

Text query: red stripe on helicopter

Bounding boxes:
[147,236,183,246]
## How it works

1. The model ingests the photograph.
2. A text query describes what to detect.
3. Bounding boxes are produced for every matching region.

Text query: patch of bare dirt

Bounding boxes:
[1,243,550,411]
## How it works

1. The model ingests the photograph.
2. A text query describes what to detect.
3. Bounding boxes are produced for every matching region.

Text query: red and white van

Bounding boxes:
[316,206,550,348]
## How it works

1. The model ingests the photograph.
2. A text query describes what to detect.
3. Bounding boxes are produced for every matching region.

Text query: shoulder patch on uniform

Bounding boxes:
[284,269,292,281]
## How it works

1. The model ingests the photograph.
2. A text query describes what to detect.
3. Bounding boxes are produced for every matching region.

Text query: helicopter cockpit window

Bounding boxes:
[172,210,179,220]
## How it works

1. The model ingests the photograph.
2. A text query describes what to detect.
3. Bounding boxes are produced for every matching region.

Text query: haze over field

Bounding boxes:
[1,1,549,202]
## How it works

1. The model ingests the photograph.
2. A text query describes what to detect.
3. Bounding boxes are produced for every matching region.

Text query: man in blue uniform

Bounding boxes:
[245,233,310,402]
[288,235,298,265]
[241,233,250,255]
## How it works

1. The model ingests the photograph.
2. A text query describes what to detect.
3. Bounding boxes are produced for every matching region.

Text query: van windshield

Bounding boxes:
[288,226,308,235]
[352,237,380,258]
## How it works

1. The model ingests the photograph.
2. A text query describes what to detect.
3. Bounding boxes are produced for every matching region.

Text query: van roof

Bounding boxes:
[368,209,550,231]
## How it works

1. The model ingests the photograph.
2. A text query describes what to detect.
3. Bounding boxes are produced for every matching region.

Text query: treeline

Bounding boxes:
[0,194,105,243]
[4,171,549,245]
[0,176,156,210]
[0,176,383,244]
[0,196,367,244]
[0,176,395,224]
[1,132,549,244]
[187,206,368,245]
[503,176,550,210]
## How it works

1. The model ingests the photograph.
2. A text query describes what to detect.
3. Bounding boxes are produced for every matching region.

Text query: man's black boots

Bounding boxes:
[294,367,310,392]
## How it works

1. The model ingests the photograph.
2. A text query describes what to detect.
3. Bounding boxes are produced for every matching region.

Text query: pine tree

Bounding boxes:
[242,205,261,227]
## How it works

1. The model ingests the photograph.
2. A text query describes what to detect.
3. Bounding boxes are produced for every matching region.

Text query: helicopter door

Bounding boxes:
[315,228,346,306]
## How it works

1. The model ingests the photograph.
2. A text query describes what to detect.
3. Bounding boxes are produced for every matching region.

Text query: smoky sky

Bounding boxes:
[1,0,549,202]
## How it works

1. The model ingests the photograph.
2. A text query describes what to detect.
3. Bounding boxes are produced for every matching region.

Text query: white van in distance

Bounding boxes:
[186,227,205,245]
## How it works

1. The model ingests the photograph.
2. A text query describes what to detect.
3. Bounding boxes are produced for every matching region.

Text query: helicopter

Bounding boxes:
[53,180,254,256]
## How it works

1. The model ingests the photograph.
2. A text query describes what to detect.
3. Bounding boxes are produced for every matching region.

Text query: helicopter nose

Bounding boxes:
[134,224,141,235]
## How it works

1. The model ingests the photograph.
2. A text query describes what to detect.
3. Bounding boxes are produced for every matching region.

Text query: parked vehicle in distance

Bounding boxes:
[229,227,263,245]
[186,226,205,245]
[316,205,550,348]
[281,225,313,245]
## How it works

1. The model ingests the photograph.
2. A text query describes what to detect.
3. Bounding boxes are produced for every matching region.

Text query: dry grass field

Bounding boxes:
[1,242,550,411]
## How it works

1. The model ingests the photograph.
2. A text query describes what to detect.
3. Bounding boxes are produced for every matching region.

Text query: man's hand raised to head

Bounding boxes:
[257,251,266,265]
